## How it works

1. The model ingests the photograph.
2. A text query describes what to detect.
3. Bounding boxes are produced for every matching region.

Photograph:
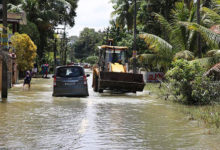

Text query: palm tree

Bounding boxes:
[111,0,137,31]
[153,1,197,53]
[139,1,220,70]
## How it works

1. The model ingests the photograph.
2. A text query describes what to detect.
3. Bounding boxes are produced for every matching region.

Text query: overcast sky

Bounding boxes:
[67,0,114,37]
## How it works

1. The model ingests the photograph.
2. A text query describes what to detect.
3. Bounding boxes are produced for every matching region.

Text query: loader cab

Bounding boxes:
[98,45,128,72]
[105,49,126,64]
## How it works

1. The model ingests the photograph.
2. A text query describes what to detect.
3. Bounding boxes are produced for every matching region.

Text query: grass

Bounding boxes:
[144,83,220,129]
[181,105,220,129]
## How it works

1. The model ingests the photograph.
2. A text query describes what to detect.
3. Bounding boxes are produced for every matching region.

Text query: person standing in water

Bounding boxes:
[23,71,32,90]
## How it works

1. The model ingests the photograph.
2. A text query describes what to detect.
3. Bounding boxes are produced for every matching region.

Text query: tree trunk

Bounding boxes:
[184,0,190,9]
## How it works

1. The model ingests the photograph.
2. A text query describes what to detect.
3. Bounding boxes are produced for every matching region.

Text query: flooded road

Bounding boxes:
[0,72,219,149]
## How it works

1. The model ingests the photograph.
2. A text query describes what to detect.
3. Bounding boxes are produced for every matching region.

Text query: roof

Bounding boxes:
[210,25,220,34]
[0,12,27,25]
[204,62,220,80]
[98,45,128,50]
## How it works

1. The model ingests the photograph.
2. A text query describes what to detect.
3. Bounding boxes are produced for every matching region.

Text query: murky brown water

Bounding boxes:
[0,72,219,149]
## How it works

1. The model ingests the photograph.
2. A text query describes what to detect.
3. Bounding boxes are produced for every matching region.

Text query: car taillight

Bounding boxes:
[53,75,56,86]
[83,75,87,85]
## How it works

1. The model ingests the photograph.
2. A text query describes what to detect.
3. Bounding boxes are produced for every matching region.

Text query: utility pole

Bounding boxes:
[197,0,201,58]
[64,36,67,65]
[53,33,57,74]
[54,27,64,68]
[1,0,8,99]
[133,0,137,74]
[64,23,67,65]
[62,30,66,65]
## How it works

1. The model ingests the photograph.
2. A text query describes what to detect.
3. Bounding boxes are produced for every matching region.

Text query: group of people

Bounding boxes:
[41,63,49,78]
[23,63,50,90]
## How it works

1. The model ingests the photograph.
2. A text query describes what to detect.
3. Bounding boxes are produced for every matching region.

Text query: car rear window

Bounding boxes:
[56,67,84,77]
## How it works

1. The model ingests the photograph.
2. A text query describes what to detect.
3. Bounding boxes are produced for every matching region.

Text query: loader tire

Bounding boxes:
[98,88,103,93]
[93,75,98,92]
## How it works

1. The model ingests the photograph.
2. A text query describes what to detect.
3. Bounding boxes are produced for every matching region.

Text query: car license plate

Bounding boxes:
[65,82,75,86]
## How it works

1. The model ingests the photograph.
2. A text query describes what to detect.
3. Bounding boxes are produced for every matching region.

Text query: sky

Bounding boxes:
[67,0,114,37]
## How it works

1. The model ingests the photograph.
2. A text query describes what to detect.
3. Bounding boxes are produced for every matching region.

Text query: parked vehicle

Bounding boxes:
[74,63,80,66]
[83,63,91,69]
[52,66,90,97]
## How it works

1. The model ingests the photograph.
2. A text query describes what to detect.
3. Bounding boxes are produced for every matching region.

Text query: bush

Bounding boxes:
[11,33,37,71]
[166,59,219,105]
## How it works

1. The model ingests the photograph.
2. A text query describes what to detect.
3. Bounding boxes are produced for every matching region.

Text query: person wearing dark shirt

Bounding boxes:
[23,71,32,90]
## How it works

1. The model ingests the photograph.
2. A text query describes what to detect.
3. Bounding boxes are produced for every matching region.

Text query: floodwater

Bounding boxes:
[0,71,219,150]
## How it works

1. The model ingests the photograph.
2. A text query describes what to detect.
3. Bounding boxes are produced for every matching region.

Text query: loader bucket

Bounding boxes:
[99,72,145,92]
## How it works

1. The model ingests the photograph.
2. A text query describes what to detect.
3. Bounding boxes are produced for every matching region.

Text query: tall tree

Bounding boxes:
[74,28,103,59]
[111,0,134,31]
[8,0,79,61]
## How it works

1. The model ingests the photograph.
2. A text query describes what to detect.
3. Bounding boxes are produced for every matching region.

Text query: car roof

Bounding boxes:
[56,65,83,69]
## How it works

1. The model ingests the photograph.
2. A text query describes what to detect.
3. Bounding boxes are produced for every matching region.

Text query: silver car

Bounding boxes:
[52,66,89,97]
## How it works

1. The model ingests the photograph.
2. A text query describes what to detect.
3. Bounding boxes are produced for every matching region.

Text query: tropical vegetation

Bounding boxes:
[10,33,37,71]
[109,0,220,70]
[8,0,78,64]
[107,0,220,105]
[166,59,220,104]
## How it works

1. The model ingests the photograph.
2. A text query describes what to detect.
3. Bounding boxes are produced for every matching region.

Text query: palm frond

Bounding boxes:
[169,26,186,51]
[206,49,220,57]
[153,13,185,51]
[188,4,196,22]
[201,7,220,24]
[212,0,220,12]
[172,2,190,22]
[179,22,220,48]
[139,33,173,57]
[138,54,158,65]
[153,13,173,33]
[174,50,195,61]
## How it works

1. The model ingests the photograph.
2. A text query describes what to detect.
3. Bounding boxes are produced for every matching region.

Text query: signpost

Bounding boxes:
[145,72,164,83]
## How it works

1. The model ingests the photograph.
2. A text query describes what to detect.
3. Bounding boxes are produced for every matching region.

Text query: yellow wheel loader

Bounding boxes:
[92,45,145,93]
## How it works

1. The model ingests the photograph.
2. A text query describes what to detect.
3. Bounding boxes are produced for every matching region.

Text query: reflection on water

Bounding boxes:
[0,74,219,149]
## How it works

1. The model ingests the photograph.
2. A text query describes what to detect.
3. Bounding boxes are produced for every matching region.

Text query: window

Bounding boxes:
[57,67,84,77]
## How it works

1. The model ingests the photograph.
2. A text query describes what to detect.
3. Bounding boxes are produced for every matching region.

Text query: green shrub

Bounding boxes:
[166,59,219,105]
[191,77,220,104]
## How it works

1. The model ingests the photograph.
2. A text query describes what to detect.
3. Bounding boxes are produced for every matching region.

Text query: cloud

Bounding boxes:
[67,0,113,36]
